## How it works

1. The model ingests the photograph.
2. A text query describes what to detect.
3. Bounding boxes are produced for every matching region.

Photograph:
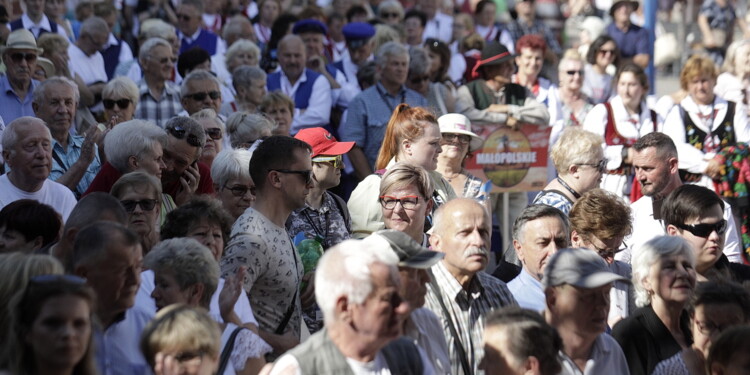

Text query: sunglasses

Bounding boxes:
[442,133,471,145]
[205,127,222,140]
[185,91,221,101]
[410,75,430,84]
[565,69,583,76]
[121,199,159,212]
[223,184,255,197]
[151,55,177,65]
[103,98,132,109]
[10,52,37,63]
[270,169,314,185]
[598,49,616,55]
[166,125,202,147]
[579,159,608,173]
[379,195,420,210]
[312,155,343,168]
[380,12,400,18]
[675,219,727,238]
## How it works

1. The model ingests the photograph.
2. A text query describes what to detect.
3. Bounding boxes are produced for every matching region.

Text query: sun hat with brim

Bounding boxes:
[609,0,639,17]
[471,41,514,78]
[542,248,629,289]
[36,57,55,77]
[1,29,43,53]
[294,127,354,157]
[364,229,444,269]
[437,113,484,152]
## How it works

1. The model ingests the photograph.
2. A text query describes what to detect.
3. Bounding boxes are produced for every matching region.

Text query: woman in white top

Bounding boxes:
[582,35,619,104]
[583,63,657,203]
[663,55,750,189]
[513,34,561,127]
[715,39,750,109]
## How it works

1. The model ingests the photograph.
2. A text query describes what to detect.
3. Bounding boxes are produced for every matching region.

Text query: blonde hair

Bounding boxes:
[551,127,603,175]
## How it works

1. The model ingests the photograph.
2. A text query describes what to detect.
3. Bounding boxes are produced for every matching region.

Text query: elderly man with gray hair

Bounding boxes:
[221,65,267,116]
[267,238,435,374]
[135,37,182,128]
[179,69,224,118]
[340,41,428,180]
[68,17,110,105]
[33,76,102,197]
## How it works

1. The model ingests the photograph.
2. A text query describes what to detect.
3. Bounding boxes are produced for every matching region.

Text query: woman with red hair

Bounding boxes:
[347,104,457,240]
[513,34,560,126]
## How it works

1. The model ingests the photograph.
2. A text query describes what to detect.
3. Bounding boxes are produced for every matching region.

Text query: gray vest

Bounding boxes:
[289,328,424,374]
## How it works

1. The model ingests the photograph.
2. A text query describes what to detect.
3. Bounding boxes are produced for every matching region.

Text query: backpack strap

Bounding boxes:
[329,192,351,233]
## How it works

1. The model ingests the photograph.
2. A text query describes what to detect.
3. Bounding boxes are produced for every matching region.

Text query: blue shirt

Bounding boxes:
[94,306,153,375]
[507,268,546,312]
[340,82,427,168]
[49,134,102,197]
[606,23,650,59]
[0,75,38,124]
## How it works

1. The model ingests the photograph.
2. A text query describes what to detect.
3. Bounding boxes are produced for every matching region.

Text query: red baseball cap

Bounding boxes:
[294,127,355,157]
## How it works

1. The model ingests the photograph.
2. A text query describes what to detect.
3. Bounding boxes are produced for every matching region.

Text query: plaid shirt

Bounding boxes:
[505,18,562,56]
[135,80,183,128]
[425,261,517,375]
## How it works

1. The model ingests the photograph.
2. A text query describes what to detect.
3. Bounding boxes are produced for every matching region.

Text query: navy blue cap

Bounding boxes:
[342,22,375,48]
[292,19,328,35]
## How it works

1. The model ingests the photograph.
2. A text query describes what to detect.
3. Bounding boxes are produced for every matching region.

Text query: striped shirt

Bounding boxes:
[135,80,183,128]
[425,261,517,375]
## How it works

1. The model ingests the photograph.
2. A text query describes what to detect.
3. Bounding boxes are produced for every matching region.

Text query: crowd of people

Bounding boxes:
[1,0,750,374]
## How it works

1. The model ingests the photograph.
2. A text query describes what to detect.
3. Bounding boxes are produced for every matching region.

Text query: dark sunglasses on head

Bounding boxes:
[269,169,313,185]
[10,52,37,63]
[103,98,132,109]
[166,125,202,147]
[205,127,222,140]
[185,91,221,101]
[120,199,159,213]
[675,219,727,238]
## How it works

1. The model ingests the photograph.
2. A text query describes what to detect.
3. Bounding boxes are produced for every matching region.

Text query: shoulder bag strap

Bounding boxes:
[217,326,247,374]
[274,288,298,334]
[427,269,473,375]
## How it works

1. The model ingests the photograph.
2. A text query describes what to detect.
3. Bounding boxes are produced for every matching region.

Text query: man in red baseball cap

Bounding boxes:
[288,127,355,333]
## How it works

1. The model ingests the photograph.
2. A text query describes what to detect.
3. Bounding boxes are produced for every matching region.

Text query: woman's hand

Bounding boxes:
[153,353,181,375]
[219,266,246,323]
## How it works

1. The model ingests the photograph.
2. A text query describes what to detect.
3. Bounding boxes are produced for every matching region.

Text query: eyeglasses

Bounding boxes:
[9,52,37,63]
[598,49,616,55]
[270,169,314,185]
[148,54,177,65]
[579,159,608,173]
[586,239,627,260]
[675,219,727,238]
[223,184,255,197]
[121,199,159,212]
[442,133,471,145]
[410,75,430,84]
[380,12,400,18]
[205,127,222,140]
[379,195,420,210]
[312,155,343,168]
[166,125,202,147]
[102,98,132,109]
[565,69,583,76]
[184,91,221,101]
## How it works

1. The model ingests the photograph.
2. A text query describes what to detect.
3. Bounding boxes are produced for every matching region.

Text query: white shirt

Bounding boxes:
[68,43,108,85]
[422,12,453,43]
[14,13,68,39]
[0,174,76,222]
[277,69,332,134]
[507,268,546,312]
[558,334,630,375]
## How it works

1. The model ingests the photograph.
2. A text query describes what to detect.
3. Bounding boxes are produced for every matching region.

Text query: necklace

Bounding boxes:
[443,168,464,182]
[556,177,581,199]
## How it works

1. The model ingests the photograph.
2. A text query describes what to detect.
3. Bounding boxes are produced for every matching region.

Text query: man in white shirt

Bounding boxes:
[8,0,68,39]
[0,117,76,221]
[333,22,375,93]
[68,17,109,108]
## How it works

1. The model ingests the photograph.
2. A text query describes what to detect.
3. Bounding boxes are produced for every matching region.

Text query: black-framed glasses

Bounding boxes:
[379,195,420,210]
[410,75,430,84]
[270,169,313,185]
[184,91,221,101]
[442,133,471,145]
[312,155,343,169]
[205,127,222,140]
[223,184,255,197]
[121,199,159,212]
[166,125,202,147]
[586,238,627,260]
[10,52,37,63]
[103,98,132,109]
[565,69,583,76]
[598,49,615,55]
[675,219,727,238]
[579,159,608,173]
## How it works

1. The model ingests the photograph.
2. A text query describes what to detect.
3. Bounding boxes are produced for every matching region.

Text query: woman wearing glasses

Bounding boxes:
[582,35,619,104]
[211,149,256,221]
[191,109,225,167]
[348,104,456,238]
[110,171,163,253]
[102,77,139,126]
[533,127,604,215]
[551,50,594,145]
[3,275,97,375]
[377,0,404,26]
[434,113,485,200]
[583,63,658,203]
[378,163,434,245]
[406,47,454,116]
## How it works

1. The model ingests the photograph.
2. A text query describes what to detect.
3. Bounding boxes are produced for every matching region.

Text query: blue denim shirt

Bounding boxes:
[0,74,38,124]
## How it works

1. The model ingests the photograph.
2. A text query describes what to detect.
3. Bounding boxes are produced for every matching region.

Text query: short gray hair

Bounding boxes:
[144,238,219,308]
[180,69,222,97]
[80,16,109,37]
[2,117,51,152]
[139,20,176,41]
[379,162,433,200]
[315,239,399,323]
[378,0,404,18]
[232,65,266,93]
[551,127,603,175]
[164,116,207,149]
[210,148,253,188]
[190,108,224,132]
[225,39,260,68]
[139,37,172,62]
[103,77,140,106]
[632,236,695,308]
[376,41,408,69]
[512,205,570,244]
[225,112,275,148]
[33,76,80,105]
[408,46,431,77]
[103,120,168,173]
